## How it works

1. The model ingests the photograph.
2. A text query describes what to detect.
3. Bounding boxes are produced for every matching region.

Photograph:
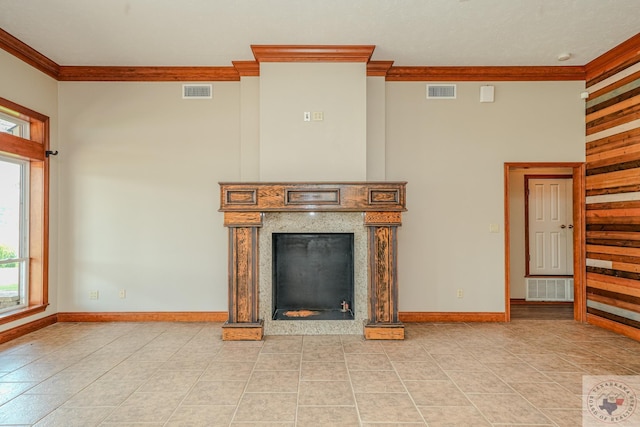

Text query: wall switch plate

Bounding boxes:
[303,112,311,122]
[312,111,323,121]
[119,289,126,299]
[457,289,464,298]
[89,290,99,300]
[489,224,499,233]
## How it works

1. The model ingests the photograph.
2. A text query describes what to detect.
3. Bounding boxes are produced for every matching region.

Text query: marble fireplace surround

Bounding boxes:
[219,182,406,340]
[262,212,365,335]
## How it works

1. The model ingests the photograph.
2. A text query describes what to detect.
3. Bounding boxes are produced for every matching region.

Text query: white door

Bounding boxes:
[528,178,573,276]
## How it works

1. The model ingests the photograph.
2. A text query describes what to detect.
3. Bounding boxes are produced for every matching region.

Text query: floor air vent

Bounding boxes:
[426,84,456,99]
[182,84,212,99]
[526,278,574,302]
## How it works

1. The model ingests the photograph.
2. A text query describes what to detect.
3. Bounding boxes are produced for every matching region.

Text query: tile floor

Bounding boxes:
[0,319,639,426]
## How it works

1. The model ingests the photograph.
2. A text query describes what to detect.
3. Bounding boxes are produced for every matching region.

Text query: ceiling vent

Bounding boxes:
[426,84,456,99]
[182,84,212,99]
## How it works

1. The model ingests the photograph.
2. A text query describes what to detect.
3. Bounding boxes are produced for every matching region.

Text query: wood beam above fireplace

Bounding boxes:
[220,182,407,212]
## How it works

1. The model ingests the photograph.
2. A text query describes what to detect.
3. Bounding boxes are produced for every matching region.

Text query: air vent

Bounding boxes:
[182,84,212,99]
[426,84,456,99]
[526,278,574,302]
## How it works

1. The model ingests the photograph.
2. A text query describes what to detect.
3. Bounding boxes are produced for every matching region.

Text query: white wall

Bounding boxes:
[1,54,589,322]
[0,50,59,332]
[367,76,386,181]
[260,63,367,181]
[386,81,585,312]
[57,82,241,312]
[240,76,260,181]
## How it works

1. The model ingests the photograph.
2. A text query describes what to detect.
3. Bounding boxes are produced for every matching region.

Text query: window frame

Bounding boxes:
[0,154,30,313]
[0,96,49,324]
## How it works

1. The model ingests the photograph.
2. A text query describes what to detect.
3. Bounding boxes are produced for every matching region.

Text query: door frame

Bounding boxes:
[504,162,586,322]
[524,174,573,277]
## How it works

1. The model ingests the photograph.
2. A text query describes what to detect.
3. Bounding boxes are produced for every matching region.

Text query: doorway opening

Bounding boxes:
[504,162,585,322]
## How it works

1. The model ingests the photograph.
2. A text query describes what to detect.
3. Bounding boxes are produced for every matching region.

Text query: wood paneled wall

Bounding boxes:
[585,33,640,337]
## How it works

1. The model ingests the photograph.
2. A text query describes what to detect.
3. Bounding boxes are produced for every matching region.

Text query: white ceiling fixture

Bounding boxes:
[0,0,638,67]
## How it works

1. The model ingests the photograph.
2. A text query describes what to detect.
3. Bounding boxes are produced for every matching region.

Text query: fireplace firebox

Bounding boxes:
[272,233,354,321]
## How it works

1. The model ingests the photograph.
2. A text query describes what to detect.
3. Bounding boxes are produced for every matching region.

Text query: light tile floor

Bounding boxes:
[0,320,639,426]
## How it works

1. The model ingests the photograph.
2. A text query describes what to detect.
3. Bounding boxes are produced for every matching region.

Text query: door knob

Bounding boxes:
[560,224,566,229]
[568,225,573,229]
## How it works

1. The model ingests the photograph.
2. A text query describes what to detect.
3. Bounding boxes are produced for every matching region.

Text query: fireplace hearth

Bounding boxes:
[219,182,406,340]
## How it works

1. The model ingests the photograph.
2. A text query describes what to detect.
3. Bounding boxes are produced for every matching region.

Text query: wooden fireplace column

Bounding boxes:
[222,212,263,341]
[219,182,407,340]
[364,212,404,339]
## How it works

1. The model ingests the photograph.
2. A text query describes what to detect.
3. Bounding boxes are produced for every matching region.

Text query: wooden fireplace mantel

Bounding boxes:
[220,182,406,212]
[219,182,407,340]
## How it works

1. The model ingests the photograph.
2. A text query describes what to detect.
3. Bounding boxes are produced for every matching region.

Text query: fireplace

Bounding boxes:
[259,212,367,335]
[272,233,354,321]
[219,182,406,340]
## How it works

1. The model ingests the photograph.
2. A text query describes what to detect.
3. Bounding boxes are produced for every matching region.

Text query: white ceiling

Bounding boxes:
[0,0,638,67]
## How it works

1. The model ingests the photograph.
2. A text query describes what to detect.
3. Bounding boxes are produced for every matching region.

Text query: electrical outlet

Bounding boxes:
[456,289,464,298]
[89,290,99,300]
[118,289,126,299]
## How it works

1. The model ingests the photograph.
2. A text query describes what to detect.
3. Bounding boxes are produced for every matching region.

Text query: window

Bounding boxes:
[0,111,30,139]
[0,97,49,323]
[0,156,29,313]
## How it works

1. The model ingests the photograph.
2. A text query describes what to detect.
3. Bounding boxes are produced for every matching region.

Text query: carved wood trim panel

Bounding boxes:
[228,227,259,324]
[220,182,406,212]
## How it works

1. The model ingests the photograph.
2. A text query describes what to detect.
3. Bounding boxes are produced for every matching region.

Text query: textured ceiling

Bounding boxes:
[0,0,638,67]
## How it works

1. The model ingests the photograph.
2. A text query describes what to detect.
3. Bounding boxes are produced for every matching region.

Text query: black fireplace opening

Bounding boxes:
[272,233,354,321]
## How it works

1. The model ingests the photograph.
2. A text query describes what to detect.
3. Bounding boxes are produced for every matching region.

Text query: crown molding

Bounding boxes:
[367,61,394,77]
[232,60,260,77]
[0,28,616,83]
[585,32,640,85]
[251,45,375,63]
[57,66,239,81]
[386,66,586,81]
[0,28,59,79]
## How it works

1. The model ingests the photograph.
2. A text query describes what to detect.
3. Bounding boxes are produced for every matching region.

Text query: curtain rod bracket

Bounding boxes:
[45,150,58,158]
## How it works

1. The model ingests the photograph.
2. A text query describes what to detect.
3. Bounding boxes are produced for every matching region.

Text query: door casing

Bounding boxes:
[504,162,586,322]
